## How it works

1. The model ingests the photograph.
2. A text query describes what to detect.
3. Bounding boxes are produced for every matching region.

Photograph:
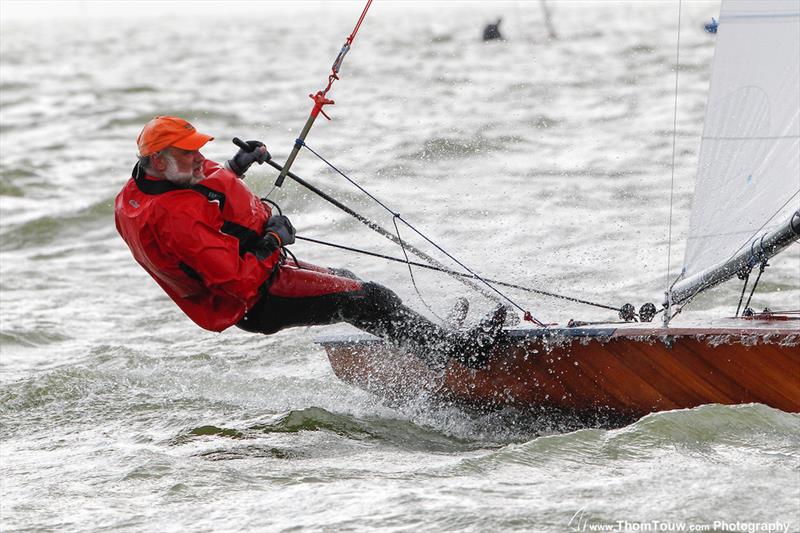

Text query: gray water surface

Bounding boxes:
[1,1,798,531]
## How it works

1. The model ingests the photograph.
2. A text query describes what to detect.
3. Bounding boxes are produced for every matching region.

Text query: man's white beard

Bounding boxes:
[163,156,202,186]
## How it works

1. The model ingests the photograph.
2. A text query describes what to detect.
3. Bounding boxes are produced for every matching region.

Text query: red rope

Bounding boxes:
[312,0,373,118]
[347,0,372,45]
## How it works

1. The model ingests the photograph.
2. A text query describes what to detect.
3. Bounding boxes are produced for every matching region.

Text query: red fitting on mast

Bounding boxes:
[309,0,372,122]
[273,0,373,187]
[310,91,335,120]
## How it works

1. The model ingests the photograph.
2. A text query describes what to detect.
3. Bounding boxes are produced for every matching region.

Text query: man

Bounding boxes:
[115,116,504,369]
[482,18,503,41]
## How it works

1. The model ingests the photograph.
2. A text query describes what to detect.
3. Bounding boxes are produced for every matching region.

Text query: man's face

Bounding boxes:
[157,147,205,185]
[150,146,206,186]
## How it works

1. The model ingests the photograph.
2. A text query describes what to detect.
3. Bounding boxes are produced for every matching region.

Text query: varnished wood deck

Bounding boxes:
[319,324,800,417]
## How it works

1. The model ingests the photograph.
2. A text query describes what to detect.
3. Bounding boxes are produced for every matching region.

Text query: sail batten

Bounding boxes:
[674,0,800,306]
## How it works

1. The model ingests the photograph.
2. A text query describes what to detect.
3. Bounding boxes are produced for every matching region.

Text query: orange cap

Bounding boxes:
[136,116,214,156]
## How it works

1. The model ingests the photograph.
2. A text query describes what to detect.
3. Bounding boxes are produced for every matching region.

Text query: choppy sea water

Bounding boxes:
[1,1,798,531]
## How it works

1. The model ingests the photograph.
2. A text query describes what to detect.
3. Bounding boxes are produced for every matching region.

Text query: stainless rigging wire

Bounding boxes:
[664,0,683,325]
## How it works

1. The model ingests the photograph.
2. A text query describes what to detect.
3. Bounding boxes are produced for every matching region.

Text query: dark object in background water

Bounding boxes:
[540,0,558,40]
[483,18,503,41]
[704,17,718,34]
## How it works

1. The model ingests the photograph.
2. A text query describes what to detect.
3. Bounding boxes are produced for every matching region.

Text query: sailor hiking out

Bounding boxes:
[115,116,506,369]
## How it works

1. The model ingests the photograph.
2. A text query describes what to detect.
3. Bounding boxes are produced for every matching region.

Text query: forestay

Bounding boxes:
[677,0,800,300]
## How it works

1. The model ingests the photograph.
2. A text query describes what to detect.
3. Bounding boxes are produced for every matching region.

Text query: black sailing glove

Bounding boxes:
[253,215,296,259]
[265,215,296,246]
[226,140,270,177]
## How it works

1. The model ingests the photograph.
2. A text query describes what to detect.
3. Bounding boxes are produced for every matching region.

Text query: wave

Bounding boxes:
[100,108,234,129]
[0,166,42,185]
[0,329,72,348]
[0,81,33,91]
[456,403,800,471]
[0,197,115,251]
[3,349,797,456]
[0,366,98,418]
[170,406,482,453]
[104,85,157,95]
[0,177,25,197]
[403,132,527,161]
[160,402,800,467]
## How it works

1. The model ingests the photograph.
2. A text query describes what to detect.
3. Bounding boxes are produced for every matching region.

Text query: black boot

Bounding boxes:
[344,283,507,370]
[445,297,470,328]
[344,282,457,368]
[449,305,508,369]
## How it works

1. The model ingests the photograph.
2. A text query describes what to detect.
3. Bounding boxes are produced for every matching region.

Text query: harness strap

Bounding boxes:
[191,184,226,210]
[132,163,260,257]
[133,162,226,204]
[132,163,278,298]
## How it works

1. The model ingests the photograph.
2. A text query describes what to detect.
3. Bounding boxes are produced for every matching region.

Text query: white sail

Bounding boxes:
[680,0,800,291]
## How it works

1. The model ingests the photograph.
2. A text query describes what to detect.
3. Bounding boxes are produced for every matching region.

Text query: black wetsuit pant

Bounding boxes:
[236,261,455,365]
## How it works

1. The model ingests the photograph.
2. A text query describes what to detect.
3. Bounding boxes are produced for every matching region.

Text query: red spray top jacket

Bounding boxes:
[115,159,279,331]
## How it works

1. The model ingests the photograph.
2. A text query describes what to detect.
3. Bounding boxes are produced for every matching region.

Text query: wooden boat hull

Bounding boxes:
[318,325,800,418]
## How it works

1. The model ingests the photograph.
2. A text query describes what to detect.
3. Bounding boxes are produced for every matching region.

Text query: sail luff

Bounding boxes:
[670,0,800,309]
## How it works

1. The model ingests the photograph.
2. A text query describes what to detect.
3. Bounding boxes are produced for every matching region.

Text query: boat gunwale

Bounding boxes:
[316,323,800,346]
